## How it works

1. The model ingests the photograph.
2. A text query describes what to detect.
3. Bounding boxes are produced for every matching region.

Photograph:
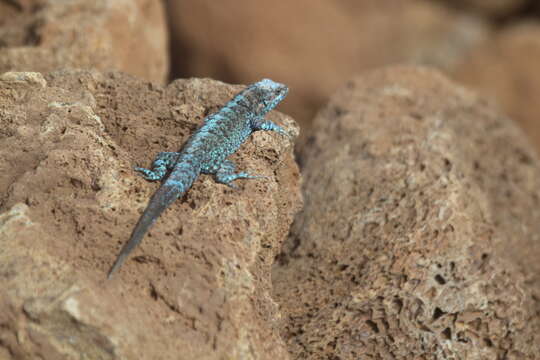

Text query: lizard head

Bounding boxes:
[252,78,288,115]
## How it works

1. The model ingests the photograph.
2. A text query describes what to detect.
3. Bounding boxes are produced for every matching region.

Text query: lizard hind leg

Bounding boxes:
[134,151,180,181]
[215,160,267,189]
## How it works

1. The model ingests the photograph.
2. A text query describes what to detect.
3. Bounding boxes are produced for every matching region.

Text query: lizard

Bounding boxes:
[107,79,289,278]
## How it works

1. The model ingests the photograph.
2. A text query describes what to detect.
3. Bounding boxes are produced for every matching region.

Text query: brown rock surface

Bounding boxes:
[0,71,301,359]
[273,66,540,359]
[166,0,489,140]
[454,23,540,154]
[0,0,168,84]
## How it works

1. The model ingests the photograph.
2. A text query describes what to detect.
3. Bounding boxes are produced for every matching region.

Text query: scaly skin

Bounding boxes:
[107,79,288,278]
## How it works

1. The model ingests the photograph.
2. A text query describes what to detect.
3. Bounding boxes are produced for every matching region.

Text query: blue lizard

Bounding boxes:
[107,79,289,278]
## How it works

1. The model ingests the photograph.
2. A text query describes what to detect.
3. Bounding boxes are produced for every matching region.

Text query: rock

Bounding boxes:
[0,70,302,359]
[453,23,540,154]
[0,0,168,84]
[166,0,489,141]
[445,0,529,18]
[273,66,540,359]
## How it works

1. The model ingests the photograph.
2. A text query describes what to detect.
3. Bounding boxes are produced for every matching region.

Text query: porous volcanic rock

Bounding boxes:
[273,66,540,359]
[0,0,168,83]
[0,70,301,359]
[454,23,540,154]
[166,0,489,141]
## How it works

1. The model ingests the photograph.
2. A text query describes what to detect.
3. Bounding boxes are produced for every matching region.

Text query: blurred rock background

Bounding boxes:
[0,0,169,83]
[165,0,540,150]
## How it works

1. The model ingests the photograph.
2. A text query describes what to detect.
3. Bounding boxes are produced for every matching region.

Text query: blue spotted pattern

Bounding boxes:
[108,79,288,278]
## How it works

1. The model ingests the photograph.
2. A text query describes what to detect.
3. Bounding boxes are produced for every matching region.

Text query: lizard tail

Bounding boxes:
[107,182,188,279]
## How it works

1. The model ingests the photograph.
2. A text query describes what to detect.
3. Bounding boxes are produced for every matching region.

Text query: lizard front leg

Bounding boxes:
[134,151,180,181]
[214,160,266,189]
[252,119,288,137]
